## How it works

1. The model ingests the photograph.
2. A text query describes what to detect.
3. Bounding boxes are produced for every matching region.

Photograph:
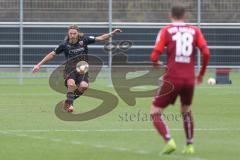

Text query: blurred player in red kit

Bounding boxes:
[150,5,210,154]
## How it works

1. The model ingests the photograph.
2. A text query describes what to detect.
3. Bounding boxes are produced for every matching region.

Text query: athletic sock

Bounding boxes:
[151,113,171,142]
[182,111,194,145]
[73,89,83,100]
[65,92,75,105]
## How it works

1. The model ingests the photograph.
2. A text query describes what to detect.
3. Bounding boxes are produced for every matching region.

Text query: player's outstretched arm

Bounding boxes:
[95,29,122,42]
[32,51,56,73]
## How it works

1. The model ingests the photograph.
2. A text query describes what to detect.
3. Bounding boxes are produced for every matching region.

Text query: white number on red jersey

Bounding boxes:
[172,32,193,63]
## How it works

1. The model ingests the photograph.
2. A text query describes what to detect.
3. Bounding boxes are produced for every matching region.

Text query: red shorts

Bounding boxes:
[152,78,194,108]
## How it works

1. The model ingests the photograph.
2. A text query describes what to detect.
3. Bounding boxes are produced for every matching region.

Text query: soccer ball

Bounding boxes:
[80,65,86,71]
[207,78,216,85]
[76,61,89,74]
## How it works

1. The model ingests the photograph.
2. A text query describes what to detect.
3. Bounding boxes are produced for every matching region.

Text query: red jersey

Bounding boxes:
[151,23,208,83]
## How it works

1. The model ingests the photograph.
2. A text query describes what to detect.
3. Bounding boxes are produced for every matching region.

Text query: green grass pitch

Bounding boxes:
[0,71,239,160]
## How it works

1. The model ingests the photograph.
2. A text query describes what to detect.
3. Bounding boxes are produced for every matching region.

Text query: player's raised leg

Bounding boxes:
[74,81,89,99]
[78,81,89,93]
[181,105,195,154]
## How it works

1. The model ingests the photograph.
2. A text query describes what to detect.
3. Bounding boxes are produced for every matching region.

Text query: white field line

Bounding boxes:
[0,86,239,96]
[0,94,58,96]
[131,86,240,90]
[0,131,209,159]
[0,130,150,155]
[0,128,240,133]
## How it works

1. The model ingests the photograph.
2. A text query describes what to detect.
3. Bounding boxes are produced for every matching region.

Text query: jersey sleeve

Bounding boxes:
[85,36,96,45]
[196,28,207,49]
[196,28,210,77]
[151,28,167,62]
[54,42,65,55]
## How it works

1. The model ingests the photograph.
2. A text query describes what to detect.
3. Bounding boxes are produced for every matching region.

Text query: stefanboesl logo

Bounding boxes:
[49,41,172,121]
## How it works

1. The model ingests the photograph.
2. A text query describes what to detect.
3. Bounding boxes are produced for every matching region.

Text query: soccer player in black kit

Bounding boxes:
[33,24,122,112]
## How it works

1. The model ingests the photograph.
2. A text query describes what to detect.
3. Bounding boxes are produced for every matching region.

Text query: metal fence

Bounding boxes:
[1,22,240,67]
[0,0,240,82]
[2,0,240,23]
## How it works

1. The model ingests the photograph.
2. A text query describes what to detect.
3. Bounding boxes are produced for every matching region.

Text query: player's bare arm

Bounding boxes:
[95,29,122,42]
[32,51,56,73]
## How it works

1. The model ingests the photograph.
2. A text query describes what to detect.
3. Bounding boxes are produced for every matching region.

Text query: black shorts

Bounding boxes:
[64,70,89,87]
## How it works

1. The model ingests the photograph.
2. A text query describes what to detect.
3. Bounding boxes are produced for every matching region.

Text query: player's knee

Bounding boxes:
[181,105,192,113]
[79,81,89,92]
[150,104,163,115]
[67,79,76,89]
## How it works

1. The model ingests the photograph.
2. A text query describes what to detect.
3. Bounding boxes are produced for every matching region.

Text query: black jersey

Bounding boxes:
[54,35,95,59]
[54,35,95,73]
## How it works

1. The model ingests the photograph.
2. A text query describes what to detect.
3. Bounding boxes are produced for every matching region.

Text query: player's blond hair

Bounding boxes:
[64,24,84,42]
